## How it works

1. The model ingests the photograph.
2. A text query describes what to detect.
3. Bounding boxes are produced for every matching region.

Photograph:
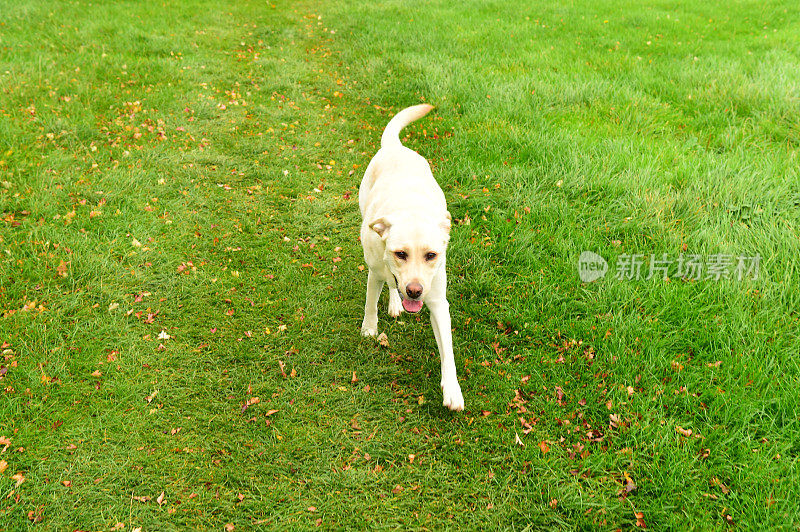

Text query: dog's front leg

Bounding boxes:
[361,270,384,337]
[428,298,464,411]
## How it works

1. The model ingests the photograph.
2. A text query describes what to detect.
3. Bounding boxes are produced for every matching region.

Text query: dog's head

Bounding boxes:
[370,212,451,312]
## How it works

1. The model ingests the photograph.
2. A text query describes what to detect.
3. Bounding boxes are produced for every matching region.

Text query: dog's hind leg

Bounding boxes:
[361,270,384,337]
[387,289,403,317]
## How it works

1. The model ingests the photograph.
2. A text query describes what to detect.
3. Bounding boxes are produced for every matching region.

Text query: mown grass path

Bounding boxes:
[1,0,799,529]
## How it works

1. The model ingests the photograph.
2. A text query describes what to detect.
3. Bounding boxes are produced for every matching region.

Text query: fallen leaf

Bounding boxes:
[377,332,389,347]
[514,432,524,447]
[156,492,165,506]
[675,426,692,437]
[0,460,7,474]
[56,260,69,277]
[538,441,550,454]
[710,477,730,494]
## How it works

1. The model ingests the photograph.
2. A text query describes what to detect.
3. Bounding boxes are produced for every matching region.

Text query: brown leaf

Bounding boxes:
[56,260,69,277]
[514,432,525,447]
[265,409,279,417]
[710,477,730,494]
[0,460,7,474]
[156,491,165,506]
[675,426,692,437]
[538,441,550,454]
[377,332,389,347]
[635,511,647,528]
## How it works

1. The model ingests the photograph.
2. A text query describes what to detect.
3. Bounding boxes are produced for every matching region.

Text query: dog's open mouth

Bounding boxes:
[399,291,424,313]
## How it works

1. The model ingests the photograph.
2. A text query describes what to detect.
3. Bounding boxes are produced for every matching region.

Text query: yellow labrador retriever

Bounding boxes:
[359,104,464,412]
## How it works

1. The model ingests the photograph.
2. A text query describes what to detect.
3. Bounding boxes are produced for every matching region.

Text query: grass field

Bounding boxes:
[1,0,799,529]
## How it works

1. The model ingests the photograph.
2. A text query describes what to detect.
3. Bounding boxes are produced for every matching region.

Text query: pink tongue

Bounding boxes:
[402,298,424,313]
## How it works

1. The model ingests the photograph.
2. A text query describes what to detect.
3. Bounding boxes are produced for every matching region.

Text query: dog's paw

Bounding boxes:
[441,381,465,412]
[387,291,403,317]
[361,324,378,337]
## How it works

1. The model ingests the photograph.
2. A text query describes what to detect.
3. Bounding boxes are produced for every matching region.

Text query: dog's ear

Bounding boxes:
[440,211,452,235]
[369,217,392,239]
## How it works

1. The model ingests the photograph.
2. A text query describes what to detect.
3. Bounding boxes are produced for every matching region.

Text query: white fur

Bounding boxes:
[358,104,464,412]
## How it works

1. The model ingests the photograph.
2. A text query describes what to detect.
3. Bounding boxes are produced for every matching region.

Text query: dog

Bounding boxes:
[358,104,464,412]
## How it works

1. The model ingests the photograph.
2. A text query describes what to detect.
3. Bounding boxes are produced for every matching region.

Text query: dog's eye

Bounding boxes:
[425,252,437,261]
[394,251,408,260]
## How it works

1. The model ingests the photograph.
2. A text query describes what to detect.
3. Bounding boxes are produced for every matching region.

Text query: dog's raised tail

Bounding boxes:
[380,104,434,148]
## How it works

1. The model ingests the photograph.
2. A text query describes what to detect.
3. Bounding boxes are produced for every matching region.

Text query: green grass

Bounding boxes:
[1,0,799,529]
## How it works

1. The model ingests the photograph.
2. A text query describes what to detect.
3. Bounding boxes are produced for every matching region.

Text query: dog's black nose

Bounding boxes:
[406,282,422,299]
